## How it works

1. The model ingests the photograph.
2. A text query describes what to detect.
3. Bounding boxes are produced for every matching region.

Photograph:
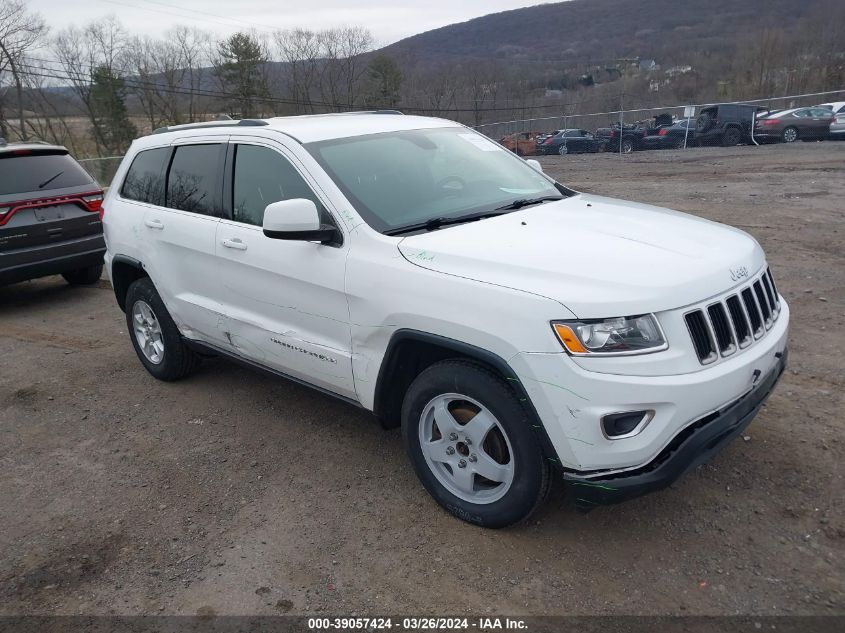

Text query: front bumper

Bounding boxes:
[564,348,787,510]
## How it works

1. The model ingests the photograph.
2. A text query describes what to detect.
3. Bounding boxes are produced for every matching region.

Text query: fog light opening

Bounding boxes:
[601,410,655,440]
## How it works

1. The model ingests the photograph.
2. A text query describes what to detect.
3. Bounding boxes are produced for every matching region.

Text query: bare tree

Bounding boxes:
[318,27,374,109]
[53,16,131,155]
[275,28,322,114]
[0,0,47,140]
[172,26,211,123]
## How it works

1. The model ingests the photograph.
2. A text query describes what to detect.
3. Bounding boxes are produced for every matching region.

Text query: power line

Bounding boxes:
[15,59,585,114]
[98,0,277,34]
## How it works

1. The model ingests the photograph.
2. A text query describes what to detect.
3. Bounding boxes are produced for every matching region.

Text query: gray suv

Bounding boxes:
[0,141,105,286]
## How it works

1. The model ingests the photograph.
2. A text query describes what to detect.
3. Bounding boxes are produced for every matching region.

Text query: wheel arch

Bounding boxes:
[111,255,149,312]
[372,329,561,464]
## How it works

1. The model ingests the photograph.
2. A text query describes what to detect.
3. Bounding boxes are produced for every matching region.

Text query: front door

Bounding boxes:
[214,139,356,399]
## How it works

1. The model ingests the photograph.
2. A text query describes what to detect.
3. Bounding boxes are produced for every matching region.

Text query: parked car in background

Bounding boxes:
[536,129,606,155]
[829,112,845,140]
[0,140,105,286]
[595,115,674,153]
[695,103,767,146]
[104,113,789,527]
[499,131,543,156]
[535,130,562,146]
[641,119,698,149]
[816,101,845,115]
[753,107,835,143]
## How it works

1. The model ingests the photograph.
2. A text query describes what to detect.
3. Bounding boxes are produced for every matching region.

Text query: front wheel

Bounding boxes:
[402,360,551,528]
[620,137,634,153]
[125,277,200,381]
[557,144,568,156]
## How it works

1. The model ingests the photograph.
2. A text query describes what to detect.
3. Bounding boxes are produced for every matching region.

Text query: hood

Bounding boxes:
[398,193,765,318]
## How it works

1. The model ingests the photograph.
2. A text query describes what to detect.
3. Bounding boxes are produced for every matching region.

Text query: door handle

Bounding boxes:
[221,238,247,251]
[144,219,164,230]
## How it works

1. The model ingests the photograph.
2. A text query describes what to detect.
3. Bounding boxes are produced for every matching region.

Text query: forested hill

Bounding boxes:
[378,0,842,65]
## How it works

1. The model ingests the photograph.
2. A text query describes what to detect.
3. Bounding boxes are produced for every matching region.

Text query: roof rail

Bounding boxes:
[152,119,270,135]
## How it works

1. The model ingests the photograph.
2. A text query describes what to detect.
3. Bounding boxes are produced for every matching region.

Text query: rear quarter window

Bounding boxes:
[0,151,94,196]
[121,147,170,205]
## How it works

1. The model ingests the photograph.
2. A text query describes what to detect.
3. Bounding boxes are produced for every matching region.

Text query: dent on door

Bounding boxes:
[213,222,356,399]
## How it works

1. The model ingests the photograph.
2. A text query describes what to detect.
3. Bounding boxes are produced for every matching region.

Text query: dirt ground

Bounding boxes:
[1,142,843,618]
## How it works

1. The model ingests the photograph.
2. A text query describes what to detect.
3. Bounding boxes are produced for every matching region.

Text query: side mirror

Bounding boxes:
[262,199,339,244]
[526,159,543,173]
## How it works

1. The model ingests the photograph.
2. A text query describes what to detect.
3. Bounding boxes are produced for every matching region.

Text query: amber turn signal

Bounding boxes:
[553,323,587,354]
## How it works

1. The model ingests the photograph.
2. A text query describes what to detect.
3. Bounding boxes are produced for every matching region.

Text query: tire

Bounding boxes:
[721,127,742,146]
[124,277,200,381]
[673,137,686,149]
[62,264,103,285]
[782,126,798,143]
[401,360,552,528]
[696,112,712,133]
[620,137,634,153]
[557,144,568,156]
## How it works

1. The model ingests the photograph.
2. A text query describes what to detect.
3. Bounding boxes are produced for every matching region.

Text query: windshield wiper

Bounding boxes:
[37,171,64,189]
[384,211,511,236]
[495,196,564,211]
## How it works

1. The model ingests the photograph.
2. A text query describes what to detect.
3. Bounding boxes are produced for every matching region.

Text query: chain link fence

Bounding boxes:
[473,89,845,143]
[77,156,124,189]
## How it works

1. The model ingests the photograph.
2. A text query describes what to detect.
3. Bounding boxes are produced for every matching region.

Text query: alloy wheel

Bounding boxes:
[418,393,515,504]
[132,300,165,364]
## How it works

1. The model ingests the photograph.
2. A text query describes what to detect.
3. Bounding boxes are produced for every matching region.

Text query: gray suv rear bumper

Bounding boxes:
[0,234,105,285]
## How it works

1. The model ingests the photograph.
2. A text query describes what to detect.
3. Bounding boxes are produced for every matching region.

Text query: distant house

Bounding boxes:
[665,65,693,77]
[639,59,657,72]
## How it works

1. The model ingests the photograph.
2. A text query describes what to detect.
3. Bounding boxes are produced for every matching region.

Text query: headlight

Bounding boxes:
[552,314,667,356]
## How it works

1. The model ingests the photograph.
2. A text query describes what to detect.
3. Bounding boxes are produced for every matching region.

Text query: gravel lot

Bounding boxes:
[1,142,843,617]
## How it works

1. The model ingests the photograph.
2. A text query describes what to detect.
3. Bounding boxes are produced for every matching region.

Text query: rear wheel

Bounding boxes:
[62,264,102,285]
[673,137,686,149]
[125,277,200,381]
[621,137,634,153]
[402,360,551,528]
[721,127,742,146]
[557,144,569,156]
[782,126,799,143]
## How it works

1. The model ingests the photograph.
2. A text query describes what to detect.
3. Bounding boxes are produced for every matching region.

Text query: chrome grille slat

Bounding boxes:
[753,281,773,328]
[706,302,736,356]
[687,269,781,365]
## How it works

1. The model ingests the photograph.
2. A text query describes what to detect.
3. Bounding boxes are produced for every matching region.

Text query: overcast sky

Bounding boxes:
[27,0,550,47]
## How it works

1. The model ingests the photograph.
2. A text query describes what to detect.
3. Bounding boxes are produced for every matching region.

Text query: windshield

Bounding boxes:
[306,127,563,233]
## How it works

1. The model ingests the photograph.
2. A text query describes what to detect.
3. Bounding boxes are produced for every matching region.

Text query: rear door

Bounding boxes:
[140,136,230,346]
[808,108,834,137]
[214,137,355,399]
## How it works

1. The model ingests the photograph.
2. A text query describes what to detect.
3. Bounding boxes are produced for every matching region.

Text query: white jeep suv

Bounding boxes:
[103,113,789,527]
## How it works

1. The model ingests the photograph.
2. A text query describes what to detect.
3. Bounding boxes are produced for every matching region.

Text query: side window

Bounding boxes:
[121,147,169,204]
[232,144,328,227]
[165,144,222,216]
